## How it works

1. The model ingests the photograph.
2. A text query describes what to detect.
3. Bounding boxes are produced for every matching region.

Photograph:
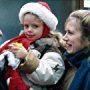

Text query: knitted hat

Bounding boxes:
[19,1,58,31]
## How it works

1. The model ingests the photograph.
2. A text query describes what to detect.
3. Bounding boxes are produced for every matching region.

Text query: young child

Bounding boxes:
[0,1,66,90]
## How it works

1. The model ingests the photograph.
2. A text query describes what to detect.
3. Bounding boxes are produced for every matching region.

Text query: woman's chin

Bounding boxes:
[66,49,73,54]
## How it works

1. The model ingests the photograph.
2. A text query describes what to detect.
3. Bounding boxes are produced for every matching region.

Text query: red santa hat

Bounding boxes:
[19,1,58,31]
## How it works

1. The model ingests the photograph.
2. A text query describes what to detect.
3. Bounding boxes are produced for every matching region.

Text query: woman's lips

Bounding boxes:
[66,43,72,48]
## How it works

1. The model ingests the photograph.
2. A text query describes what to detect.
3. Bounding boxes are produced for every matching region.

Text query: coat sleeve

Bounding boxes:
[26,52,65,85]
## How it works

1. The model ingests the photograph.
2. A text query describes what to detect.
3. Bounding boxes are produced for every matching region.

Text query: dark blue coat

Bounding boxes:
[64,48,90,90]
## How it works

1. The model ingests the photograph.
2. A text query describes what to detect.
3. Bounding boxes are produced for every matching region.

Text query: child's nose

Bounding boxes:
[28,26,33,32]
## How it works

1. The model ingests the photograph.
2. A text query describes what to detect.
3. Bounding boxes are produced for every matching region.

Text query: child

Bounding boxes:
[0,1,65,90]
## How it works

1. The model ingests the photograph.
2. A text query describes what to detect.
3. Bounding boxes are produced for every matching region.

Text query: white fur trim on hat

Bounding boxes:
[19,2,58,30]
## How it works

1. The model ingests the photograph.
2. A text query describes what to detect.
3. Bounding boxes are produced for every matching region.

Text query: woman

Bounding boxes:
[0,2,65,90]
[61,10,90,90]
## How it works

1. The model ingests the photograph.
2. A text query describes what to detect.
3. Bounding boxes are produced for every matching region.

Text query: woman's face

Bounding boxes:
[63,18,88,54]
[23,13,44,40]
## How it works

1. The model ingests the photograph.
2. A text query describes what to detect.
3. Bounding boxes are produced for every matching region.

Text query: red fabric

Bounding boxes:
[41,24,50,38]
[0,33,34,53]
[38,1,51,11]
[0,24,50,90]
[8,67,30,90]
[2,34,33,90]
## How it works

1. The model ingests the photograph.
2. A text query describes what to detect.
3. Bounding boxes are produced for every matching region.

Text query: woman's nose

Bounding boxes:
[63,33,68,41]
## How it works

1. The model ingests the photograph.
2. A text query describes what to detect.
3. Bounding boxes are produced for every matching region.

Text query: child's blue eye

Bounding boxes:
[31,24,38,29]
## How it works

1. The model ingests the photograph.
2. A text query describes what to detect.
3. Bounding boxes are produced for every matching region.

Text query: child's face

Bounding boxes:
[23,13,44,40]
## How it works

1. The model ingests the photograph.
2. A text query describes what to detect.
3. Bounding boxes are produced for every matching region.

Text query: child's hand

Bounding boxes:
[8,42,28,59]
[15,48,28,59]
[8,42,24,53]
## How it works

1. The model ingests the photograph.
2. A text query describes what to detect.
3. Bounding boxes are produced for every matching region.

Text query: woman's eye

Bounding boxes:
[67,30,73,35]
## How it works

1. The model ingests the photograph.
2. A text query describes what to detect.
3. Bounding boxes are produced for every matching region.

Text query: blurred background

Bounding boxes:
[0,0,89,45]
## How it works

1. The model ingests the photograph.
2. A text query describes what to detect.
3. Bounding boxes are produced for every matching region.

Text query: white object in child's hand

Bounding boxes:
[1,51,20,70]
[0,54,5,69]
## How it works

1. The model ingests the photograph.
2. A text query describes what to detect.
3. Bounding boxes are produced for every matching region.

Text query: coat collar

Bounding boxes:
[64,48,90,67]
